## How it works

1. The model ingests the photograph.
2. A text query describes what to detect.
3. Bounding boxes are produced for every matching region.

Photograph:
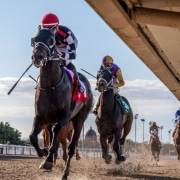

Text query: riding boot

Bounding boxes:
[92,96,100,115]
[149,136,152,145]
[67,63,84,93]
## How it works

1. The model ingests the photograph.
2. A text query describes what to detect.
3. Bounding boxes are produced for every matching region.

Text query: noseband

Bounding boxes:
[98,70,113,92]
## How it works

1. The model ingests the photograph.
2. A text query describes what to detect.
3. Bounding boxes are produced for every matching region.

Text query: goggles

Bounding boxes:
[103,63,113,69]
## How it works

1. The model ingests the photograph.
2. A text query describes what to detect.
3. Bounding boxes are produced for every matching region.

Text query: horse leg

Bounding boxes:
[40,121,66,170]
[157,151,160,162]
[120,113,133,145]
[61,139,68,163]
[113,133,126,164]
[62,115,86,179]
[62,132,80,179]
[100,135,112,164]
[54,141,60,165]
[75,146,81,160]
[29,116,48,157]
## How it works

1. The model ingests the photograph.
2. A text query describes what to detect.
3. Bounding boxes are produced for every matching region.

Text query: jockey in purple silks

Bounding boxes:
[93,55,129,115]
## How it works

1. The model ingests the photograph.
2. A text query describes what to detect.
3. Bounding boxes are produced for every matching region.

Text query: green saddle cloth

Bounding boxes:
[115,95,131,115]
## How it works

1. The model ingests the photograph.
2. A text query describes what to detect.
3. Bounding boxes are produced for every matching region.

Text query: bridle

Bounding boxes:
[32,29,64,90]
[32,29,61,64]
[97,70,113,92]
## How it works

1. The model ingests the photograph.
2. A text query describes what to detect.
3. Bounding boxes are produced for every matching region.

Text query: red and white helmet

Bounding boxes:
[41,13,59,28]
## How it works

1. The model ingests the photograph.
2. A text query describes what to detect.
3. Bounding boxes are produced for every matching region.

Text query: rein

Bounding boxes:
[35,65,65,91]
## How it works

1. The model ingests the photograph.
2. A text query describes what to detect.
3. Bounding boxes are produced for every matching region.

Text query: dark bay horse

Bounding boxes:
[95,69,133,164]
[42,122,80,165]
[150,134,162,164]
[29,29,93,180]
[173,121,180,161]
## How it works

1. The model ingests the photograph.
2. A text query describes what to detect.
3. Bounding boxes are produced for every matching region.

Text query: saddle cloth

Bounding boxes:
[64,67,89,103]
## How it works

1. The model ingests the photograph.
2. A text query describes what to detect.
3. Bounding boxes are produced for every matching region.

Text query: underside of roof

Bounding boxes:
[86,0,180,101]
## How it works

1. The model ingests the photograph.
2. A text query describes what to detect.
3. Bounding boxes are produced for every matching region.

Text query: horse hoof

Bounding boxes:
[76,155,81,161]
[105,159,111,164]
[39,160,53,170]
[115,159,121,164]
[120,156,126,162]
[103,155,112,164]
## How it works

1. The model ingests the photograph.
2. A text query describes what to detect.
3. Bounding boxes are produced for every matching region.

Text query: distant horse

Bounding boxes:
[173,121,180,161]
[150,134,161,164]
[95,69,133,164]
[42,122,80,165]
[29,28,93,180]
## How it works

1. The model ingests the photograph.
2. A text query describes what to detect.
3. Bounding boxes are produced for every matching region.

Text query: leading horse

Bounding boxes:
[95,69,133,164]
[29,28,93,180]
[173,121,180,161]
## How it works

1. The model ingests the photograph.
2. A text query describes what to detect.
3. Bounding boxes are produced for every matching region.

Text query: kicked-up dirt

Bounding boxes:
[0,154,180,180]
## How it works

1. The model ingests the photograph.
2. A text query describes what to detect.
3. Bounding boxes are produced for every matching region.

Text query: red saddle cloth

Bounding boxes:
[72,78,89,103]
[64,67,89,103]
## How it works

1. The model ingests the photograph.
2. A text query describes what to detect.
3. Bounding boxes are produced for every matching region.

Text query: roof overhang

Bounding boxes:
[86,0,180,100]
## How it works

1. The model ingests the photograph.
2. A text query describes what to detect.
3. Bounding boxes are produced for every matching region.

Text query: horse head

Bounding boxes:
[96,69,113,92]
[31,28,56,68]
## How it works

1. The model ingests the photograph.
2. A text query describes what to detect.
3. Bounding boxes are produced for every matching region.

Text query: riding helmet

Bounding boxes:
[41,13,59,28]
[152,122,156,126]
[102,55,113,64]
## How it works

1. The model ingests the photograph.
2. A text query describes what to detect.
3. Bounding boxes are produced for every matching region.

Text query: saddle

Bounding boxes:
[115,94,130,115]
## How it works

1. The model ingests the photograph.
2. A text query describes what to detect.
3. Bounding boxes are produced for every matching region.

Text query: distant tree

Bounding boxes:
[0,121,23,144]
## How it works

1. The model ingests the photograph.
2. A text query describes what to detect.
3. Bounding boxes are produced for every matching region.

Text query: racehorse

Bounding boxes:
[173,121,180,161]
[95,69,133,164]
[150,134,161,165]
[42,122,80,165]
[29,28,93,180]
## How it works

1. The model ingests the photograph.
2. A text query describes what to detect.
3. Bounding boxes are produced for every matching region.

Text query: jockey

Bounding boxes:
[175,107,180,121]
[92,55,129,115]
[41,13,83,93]
[172,107,180,137]
[149,122,161,144]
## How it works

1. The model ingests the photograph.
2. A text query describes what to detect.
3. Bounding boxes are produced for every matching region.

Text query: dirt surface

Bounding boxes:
[0,155,180,180]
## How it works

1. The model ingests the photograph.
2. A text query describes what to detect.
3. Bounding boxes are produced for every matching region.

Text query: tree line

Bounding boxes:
[0,121,29,145]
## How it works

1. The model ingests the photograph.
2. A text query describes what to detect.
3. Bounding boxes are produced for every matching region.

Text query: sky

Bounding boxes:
[0,0,179,144]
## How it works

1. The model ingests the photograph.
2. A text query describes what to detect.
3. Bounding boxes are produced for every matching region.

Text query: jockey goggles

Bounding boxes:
[103,63,113,69]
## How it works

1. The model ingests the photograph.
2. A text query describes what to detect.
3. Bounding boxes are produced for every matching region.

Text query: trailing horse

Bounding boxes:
[42,122,80,165]
[173,121,180,161]
[29,28,93,180]
[95,69,133,164]
[150,134,161,165]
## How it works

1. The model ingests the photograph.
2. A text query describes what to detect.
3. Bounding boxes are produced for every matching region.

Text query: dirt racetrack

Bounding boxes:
[0,154,180,180]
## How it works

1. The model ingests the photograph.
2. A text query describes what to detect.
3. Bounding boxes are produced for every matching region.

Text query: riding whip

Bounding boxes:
[81,68,97,79]
[7,63,33,95]
[29,75,37,83]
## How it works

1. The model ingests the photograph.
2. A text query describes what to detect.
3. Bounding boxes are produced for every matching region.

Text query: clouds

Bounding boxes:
[0,77,178,143]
